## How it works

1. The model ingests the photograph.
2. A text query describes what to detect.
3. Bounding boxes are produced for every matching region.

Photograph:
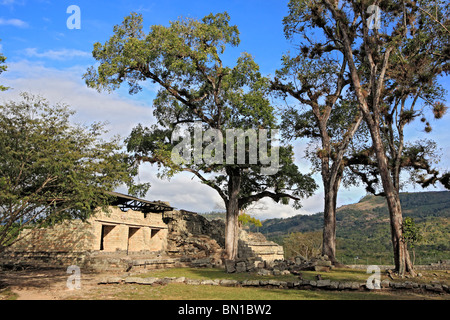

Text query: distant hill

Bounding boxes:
[199,211,226,221]
[250,191,450,265]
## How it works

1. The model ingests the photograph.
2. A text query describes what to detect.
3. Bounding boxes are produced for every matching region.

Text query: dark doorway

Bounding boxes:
[100,225,115,251]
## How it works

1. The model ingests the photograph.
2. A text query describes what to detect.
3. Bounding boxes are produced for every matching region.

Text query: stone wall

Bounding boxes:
[99,275,450,294]
[163,210,225,267]
[2,219,96,267]
[1,207,285,272]
[1,206,169,268]
[238,230,284,262]
[91,206,168,253]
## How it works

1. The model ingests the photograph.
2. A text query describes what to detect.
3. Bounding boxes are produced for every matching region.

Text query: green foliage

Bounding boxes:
[253,191,450,264]
[0,39,9,91]
[283,231,322,260]
[238,212,262,228]
[0,93,146,250]
[402,217,423,250]
[84,11,317,211]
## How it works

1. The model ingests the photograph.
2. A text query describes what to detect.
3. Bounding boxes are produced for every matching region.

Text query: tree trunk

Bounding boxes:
[324,0,416,276]
[225,197,239,260]
[322,183,338,263]
[322,157,345,265]
[367,124,415,276]
[225,168,241,260]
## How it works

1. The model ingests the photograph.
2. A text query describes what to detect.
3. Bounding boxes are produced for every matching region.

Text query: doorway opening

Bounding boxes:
[100,225,116,251]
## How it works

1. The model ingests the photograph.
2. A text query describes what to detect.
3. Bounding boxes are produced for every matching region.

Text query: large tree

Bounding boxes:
[283,0,449,275]
[272,38,363,265]
[0,93,144,251]
[83,12,317,260]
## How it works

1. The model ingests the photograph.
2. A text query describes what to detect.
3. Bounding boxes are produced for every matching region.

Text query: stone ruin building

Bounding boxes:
[1,191,283,272]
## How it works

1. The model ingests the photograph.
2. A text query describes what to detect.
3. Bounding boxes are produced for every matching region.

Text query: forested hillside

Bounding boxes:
[248,191,450,264]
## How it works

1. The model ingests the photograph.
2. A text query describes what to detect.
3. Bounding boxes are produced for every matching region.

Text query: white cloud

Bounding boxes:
[0,0,21,5]
[0,18,28,28]
[135,164,223,213]
[23,48,91,60]
[0,60,155,139]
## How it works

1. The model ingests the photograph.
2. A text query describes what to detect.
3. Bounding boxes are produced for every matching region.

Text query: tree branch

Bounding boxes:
[239,190,300,208]
[183,167,228,202]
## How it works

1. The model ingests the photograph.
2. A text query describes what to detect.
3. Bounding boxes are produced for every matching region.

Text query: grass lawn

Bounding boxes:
[63,267,444,300]
[85,282,440,300]
[1,267,448,300]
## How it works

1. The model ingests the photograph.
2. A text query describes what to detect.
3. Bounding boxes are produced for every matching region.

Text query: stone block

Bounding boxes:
[315,260,332,267]
[350,282,360,290]
[173,277,186,283]
[224,259,236,273]
[257,269,272,276]
[260,280,269,286]
[98,277,122,284]
[268,280,281,286]
[236,261,246,273]
[139,277,158,285]
[381,280,390,288]
[124,277,142,284]
[220,279,239,287]
[211,279,221,286]
[329,281,339,290]
[300,279,310,286]
[314,266,331,272]
[404,281,413,289]
[186,279,201,285]
[394,282,405,289]
[242,280,260,286]
[430,284,444,293]
[316,279,331,288]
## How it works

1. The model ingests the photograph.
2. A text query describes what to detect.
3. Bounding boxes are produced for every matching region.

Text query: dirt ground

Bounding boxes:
[1,267,448,300]
[0,267,115,300]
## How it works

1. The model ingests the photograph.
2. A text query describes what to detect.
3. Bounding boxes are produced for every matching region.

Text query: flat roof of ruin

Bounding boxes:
[106,191,174,213]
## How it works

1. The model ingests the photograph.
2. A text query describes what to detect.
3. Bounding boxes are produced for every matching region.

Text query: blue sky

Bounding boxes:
[1,0,449,219]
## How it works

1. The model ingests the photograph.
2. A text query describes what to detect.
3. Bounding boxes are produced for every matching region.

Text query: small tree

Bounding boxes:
[402,217,423,265]
[238,211,262,229]
[283,231,323,260]
[0,93,145,250]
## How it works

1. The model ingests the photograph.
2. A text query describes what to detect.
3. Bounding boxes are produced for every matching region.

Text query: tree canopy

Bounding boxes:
[84,12,317,259]
[0,93,145,250]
